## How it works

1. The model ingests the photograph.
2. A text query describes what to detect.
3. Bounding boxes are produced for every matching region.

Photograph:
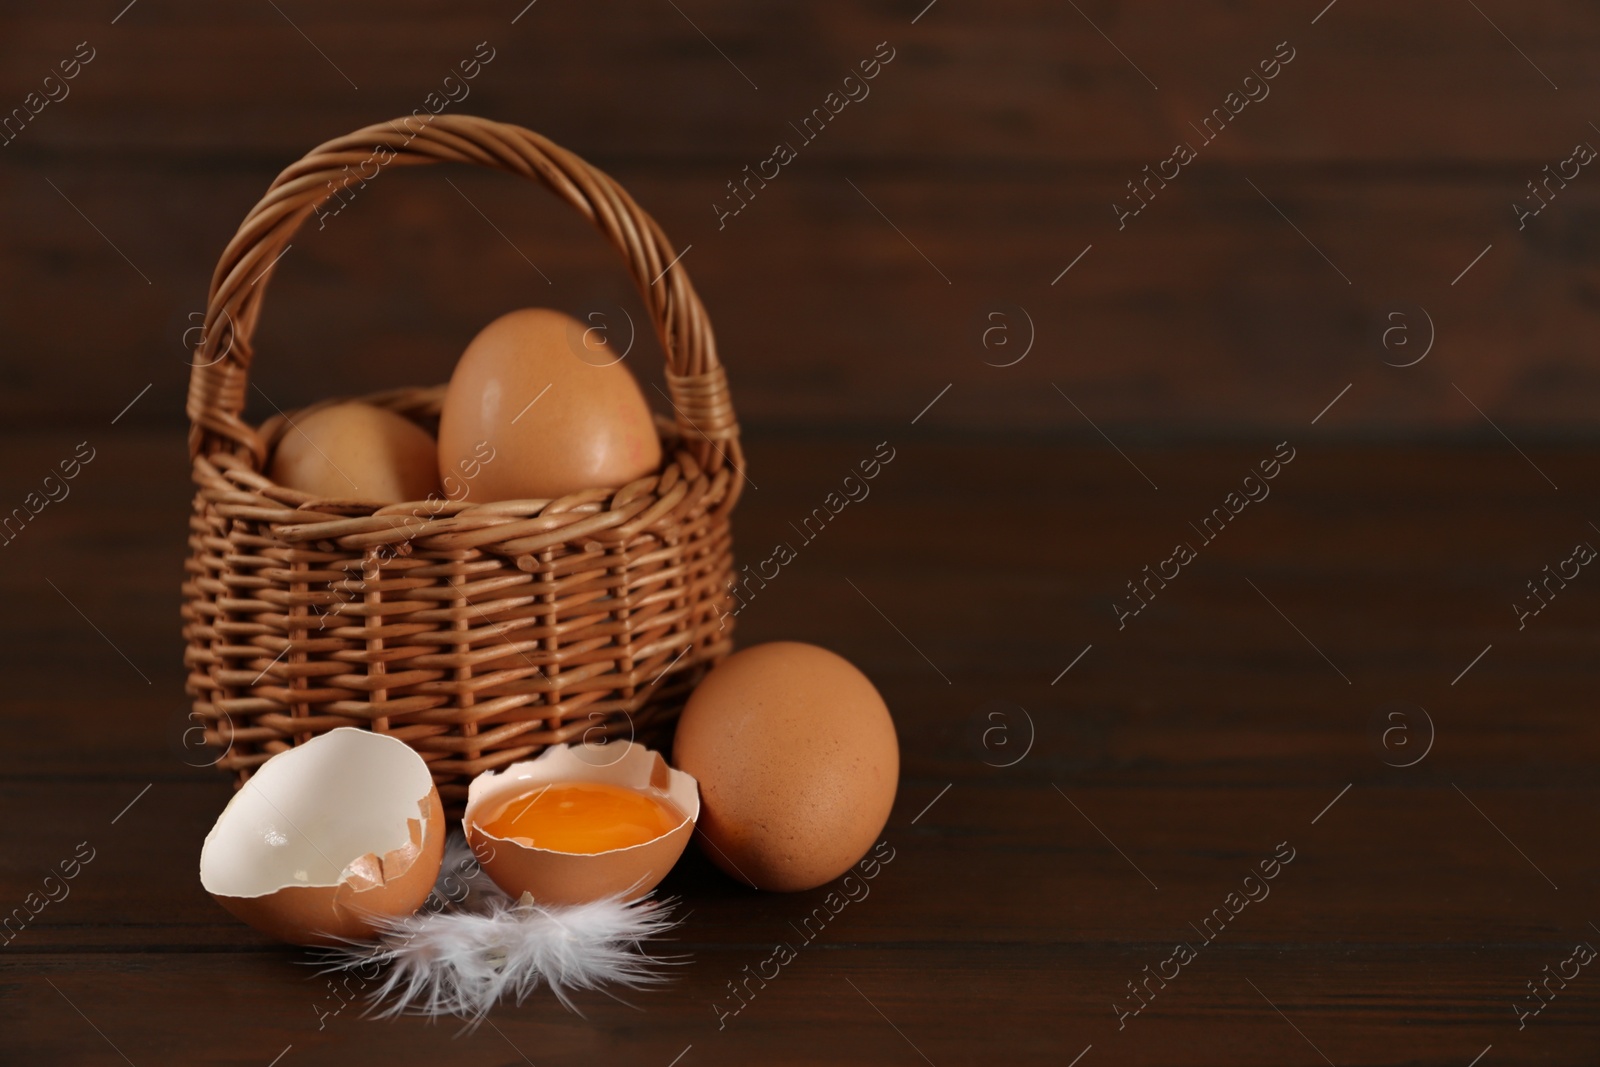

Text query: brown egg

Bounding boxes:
[269,401,441,504]
[672,642,899,892]
[436,308,662,502]
[463,741,699,906]
[199,729,446,946]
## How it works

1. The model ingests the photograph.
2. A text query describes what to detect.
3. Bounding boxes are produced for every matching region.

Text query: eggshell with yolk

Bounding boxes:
[463,741,699,906]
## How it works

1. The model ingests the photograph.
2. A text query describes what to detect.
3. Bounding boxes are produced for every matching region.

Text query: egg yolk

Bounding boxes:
[476,782,681,854]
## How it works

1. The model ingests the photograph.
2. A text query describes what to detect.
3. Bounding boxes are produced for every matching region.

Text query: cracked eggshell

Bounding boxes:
[199,728,445,946]
[464,742,699,906]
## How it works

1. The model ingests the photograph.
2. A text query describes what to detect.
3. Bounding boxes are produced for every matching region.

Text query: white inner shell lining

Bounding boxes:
[200,728,432,897]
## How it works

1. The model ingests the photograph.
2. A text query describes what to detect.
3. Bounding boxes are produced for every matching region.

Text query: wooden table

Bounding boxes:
[4,430,1597,1065]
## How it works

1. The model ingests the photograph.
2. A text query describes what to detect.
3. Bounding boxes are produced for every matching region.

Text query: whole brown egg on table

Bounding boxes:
[671,642,899,892]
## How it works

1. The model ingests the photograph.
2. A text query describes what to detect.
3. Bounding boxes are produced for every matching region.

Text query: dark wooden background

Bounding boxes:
[5,2,1600,1065]
[3,0,1600,436]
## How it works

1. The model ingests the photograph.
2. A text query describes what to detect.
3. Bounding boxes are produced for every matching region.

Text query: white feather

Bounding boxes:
[316,834,684,1025]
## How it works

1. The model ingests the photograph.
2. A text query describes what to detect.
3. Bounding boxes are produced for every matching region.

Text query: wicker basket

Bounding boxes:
[182,115,742,815]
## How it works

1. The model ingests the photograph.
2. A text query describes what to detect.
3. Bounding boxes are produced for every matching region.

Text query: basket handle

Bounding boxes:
[185,114,739,481]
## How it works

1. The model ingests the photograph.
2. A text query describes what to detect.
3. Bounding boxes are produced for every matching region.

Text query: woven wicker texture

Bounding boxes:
[181,115,742,814]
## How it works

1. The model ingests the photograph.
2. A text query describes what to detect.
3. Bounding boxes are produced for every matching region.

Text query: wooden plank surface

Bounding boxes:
[2,432,1598,1064]
[2,0,1597,163]
[4,1,1600,433]
[6,1,1600,1061]
[6,164,1600,433]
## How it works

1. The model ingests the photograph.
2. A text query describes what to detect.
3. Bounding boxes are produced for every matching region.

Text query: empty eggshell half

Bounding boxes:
[199,728,445,946]
[464,742,699,906]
